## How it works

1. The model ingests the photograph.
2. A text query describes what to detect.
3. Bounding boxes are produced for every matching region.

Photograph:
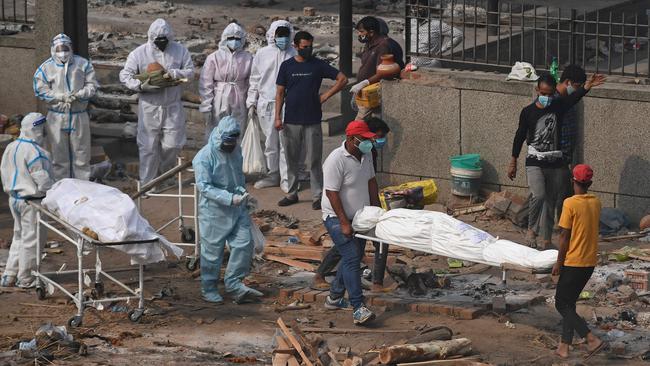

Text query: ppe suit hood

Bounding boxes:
[219,22,247,50]
[148,18,175,44]
[208,116,241,149]
[266,20,294,45]
[51,33,73,64]
[19,113,46,145]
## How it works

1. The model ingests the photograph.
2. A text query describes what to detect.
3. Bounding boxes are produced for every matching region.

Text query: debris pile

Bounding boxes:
[11,323,87,363]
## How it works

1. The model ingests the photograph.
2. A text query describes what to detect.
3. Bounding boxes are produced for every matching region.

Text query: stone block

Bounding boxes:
[278,287,298,302]
[460,90,531,188]
[582,97,650,197]
[382,81,461,179]
[303,290,320,303]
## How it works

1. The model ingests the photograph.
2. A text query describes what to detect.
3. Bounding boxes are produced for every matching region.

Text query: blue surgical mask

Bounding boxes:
[355,138,374,154]
[373,137,387,149]
[226,39,242,51]
[537,95,553,108]
[566,84,575,95]
[275,37,289,50]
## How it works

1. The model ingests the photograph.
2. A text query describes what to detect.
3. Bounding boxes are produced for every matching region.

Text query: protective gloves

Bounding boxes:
[232,193,249,207]
[350,79,370,95]
[140,79,161,92]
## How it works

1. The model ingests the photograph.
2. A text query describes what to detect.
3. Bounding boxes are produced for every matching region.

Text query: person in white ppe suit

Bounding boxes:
[0,113,54,288]
[33,33,98,181]
[246,20,296,191]
[199,22,252,142]
[119,18,194,184]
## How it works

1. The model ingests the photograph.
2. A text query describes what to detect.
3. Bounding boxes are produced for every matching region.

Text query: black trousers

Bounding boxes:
[555,266,594,344]
[316,242,388,285]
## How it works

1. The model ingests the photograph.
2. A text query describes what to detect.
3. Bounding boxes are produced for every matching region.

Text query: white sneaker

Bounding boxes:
[0,274,16,287]
[254,176,279,189]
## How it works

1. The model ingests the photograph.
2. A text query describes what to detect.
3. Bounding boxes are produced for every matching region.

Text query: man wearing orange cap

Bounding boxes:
[320,121,379,325]
[553,164,605,359]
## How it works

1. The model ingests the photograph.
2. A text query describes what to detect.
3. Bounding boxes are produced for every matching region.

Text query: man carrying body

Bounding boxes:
[0,113,54,288]
[321,121,379,325]
[275,31,348,209]
[120,18,194,185]
[199,22,252,142]
[247,20,296,192]
[34,33,98,181]
[192,116,263,304]
[350,16,403,120]
[552,164,605,359]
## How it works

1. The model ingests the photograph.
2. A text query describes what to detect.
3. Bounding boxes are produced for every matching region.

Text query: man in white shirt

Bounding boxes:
[320,121,379,325]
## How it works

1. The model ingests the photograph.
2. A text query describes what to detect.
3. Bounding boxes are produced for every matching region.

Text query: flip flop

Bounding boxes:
[583,341,607,361]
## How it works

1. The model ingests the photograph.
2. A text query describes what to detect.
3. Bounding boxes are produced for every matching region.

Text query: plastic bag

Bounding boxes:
[242,110,266,175]
[352,206,386,232]
[379,179,438,210]
[251,222,265,254]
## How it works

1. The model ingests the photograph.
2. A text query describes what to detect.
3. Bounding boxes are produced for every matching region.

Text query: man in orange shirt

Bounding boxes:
[553,164,605,359]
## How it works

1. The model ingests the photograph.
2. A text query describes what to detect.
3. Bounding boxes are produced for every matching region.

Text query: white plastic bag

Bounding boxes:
[352,206,386,232]
[242,111,267,175]
[42,179,183,264]
[251,222,266,254]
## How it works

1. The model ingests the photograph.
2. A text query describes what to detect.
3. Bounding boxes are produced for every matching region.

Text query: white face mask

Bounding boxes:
[56,51,72,63]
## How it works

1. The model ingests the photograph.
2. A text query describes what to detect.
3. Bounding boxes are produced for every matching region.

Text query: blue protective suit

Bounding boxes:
[193,116,259,303]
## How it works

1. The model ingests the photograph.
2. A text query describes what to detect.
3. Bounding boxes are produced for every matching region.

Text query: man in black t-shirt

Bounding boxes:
[508,73,605,249]
[275,31,348,209]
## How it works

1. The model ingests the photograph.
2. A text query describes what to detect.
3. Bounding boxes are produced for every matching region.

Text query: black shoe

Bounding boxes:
[278,195,298,207]
[312,199,321,210]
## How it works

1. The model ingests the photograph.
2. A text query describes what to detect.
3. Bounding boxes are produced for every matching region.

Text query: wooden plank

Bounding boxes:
[277,317,315,366]
[264,244,325,261]
[291,321,324,366]
[396,357,484,366]
[265,254,316,272]
[603,233,647,242]
[309,227,329,245]
[302,327,415,334]
[274,336,296,366]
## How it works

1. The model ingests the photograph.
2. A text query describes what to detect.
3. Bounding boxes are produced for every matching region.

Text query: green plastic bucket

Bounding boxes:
[450,154,481,170]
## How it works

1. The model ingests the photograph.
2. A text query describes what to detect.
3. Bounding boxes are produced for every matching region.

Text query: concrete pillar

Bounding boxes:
[34,0,65,114]
[63,0,88,58]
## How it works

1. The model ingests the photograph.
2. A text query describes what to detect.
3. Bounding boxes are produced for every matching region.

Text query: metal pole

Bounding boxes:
[339,0,354,123]
[487,0,498,36]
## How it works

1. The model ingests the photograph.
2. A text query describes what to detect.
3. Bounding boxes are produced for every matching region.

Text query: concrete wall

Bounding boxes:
[380,69,650,224]
[0,36,37,115]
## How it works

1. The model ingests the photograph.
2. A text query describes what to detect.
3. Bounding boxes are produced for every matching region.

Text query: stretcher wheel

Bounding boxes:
[185,256,199,271]
[68,316,82,328]
[128,309,143,323]
[35,286,46,301]
[181,227,195,243]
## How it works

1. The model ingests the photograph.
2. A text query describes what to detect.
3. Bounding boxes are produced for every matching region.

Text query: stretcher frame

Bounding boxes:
[136,157,200,271]
[355,233,551,285]
[29,201,155,327]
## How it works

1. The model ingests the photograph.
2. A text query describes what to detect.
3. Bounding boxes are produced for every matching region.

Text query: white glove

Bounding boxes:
[235,186,247,195]
[203,112,213,125]
[64,94,76,104]
[163,72,172,80]
[52,92,67,103]
[140,79,161,92]
[232,194,246,206]
[350,79,370,95]
[248,105,256,118]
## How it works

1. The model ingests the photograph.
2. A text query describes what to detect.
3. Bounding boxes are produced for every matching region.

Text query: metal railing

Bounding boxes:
[1,0,34,26]
[406,0,650,77]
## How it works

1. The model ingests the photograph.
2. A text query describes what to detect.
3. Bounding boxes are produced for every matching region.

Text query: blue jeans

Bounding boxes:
[324,216,365,309]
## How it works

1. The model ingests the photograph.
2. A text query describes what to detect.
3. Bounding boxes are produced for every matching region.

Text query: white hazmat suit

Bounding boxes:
[33,33,98,181]
[0,113,54,288]
[246,20,296,192]
[119,19,194,184]
[199,23,252,142]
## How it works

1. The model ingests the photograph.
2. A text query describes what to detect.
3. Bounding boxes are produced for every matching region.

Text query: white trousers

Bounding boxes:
[5,198,44,283]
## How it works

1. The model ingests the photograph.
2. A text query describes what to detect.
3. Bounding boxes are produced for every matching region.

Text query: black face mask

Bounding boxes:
[154,37,169,52]
[220,142,236,153]
[298,46,313,59]
[358,34,369,43]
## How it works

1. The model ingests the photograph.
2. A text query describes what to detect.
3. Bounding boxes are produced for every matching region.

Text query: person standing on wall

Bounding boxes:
[508,73,605,249]
[275,31,348,209]
[350,16,403,120]
[34,33,98,181]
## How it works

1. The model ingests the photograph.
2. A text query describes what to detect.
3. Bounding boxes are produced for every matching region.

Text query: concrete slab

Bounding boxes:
[460,90,532,188]
[382,81,461,178]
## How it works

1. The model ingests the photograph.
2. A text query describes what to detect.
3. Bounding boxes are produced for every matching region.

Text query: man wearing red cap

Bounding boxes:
[320,121,379,325]
[553,164,605,359]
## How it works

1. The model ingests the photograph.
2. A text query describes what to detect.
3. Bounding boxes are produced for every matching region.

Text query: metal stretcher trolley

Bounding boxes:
[133,157,200,271]
[29,202,155,327]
